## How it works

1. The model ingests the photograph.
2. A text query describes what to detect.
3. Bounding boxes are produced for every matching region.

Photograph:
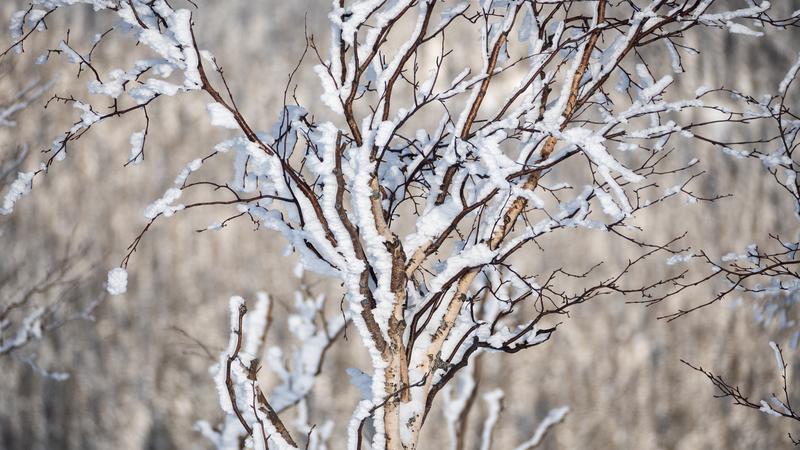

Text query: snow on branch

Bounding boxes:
[512,406,570,450]
[663,50,800,443]
[0,81,105,379]
[198,287,346,450]
[0,239,102,380]
[683,341,800,444]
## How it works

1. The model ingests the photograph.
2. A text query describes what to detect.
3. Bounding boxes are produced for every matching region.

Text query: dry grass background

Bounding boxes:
[0,1,799,449]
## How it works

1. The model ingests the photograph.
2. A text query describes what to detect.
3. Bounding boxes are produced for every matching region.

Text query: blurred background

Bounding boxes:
[1,1,799,449]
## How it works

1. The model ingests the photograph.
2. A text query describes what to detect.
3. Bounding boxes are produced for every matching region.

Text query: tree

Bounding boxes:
[2,1,798,449]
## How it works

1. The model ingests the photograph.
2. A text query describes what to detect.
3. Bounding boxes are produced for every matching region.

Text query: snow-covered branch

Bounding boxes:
[684,342,800,444]
[0,79,103,379]
[198,286,346,450]
[670,50,800,443]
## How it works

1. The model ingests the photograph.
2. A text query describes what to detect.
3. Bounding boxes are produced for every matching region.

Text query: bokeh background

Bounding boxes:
[1,1,799,449]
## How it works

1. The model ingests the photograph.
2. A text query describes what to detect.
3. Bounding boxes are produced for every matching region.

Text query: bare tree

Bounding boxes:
[2,1,798,449]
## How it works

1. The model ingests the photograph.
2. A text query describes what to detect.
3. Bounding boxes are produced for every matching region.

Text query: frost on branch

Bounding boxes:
[198,287,344,450]
[105,267,127,296]
[1,170,34,215]
[440,271,569,450]
[0,238,102,379]
[655,55,800,322]
[684,341,800,443]
[0,82,102,380]
[204,295,298,450]
[664,39,800,444]
[0,79,49,215]
[0,79,50,128]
